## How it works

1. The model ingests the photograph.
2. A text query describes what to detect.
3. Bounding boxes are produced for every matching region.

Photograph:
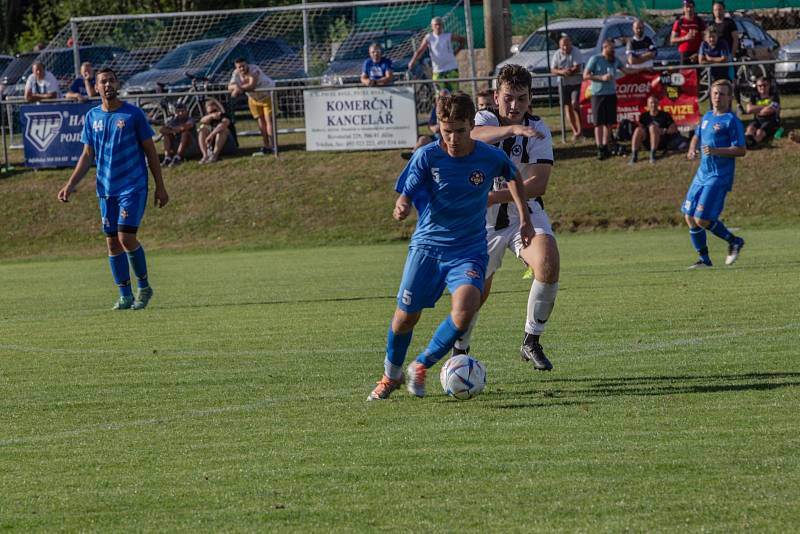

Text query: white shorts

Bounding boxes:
[486,199,553,277]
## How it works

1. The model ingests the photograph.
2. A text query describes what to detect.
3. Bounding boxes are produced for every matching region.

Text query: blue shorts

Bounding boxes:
[99,192,147,236]
[396,247,487,313]
[681,182,727,222]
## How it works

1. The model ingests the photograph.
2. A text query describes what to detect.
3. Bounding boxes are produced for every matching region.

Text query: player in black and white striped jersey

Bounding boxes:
[452,64,560,371]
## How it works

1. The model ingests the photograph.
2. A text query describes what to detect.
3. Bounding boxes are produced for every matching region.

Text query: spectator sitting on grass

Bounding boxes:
[744,77,780,148]
[24,61,61,103]
[361,43,393,87]
[66,62,97,101]
[630,95,687,164]
[198,99,236,164]
[160,102,196,167]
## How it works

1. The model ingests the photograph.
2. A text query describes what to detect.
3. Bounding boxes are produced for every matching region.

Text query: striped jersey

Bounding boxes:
[474,109,554,229]
[81,101,154,197]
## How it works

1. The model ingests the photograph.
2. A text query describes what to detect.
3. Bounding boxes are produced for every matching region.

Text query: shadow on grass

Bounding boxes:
[492,372,800,409]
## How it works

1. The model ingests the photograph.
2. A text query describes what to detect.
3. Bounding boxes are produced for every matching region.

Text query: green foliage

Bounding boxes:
[327,15,352,44]
[512,0,660,36]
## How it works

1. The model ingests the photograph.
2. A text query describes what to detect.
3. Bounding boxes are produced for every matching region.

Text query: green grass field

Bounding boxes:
[2,228,798,531]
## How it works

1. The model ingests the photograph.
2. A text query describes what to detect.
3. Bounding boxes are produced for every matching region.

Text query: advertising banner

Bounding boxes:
[579,69,701,132]
[21,102,94,169]
[303,86,417,151]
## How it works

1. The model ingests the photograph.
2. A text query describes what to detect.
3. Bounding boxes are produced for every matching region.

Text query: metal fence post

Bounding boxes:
[545,10,552,109]
[70,21,81,78]
[302,0,311,75]
[464,0,479,97]
[559,77,566,144]
[2,101,8,172]
[271,90,279,158]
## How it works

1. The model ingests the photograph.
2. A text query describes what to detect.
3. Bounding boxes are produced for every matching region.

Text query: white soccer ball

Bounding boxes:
[440,354,487,400]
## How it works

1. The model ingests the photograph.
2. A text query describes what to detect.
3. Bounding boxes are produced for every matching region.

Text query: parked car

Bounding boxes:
[121,37,305,95]
[322,30,430,85]
[495,16,656,97]
[774,31,800,89]
[0,55,14,75]
[0,52,37,98]
[4,45,127,99]
[107,46,173,83]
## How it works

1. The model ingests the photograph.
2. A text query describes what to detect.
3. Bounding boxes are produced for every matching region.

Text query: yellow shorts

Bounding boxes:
[248,95,273,119]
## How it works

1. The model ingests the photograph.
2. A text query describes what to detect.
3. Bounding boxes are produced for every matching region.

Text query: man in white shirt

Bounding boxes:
[24,61,61,103]
[550,35,584,140]
[229,58,275,156]
[408,17,466,92]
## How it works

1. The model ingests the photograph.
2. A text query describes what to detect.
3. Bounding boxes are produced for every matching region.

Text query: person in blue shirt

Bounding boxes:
[360,43,393,87]
[698,27,733,83]
[58,68,169,310]
[65,62,97,101]
[683,79,746,269]
[368,92,533,400]
[583,39,636,160]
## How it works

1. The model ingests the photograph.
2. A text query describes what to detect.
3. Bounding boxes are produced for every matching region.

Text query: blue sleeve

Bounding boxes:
[731,116,745,147]
[385,58,393,70]
[69,78,82,93]
[694,115,703,139]
[400,150,429,197]
[81,110,92,146]
[585,55,596,73]
[362,59,370,75]
[616,57,625,70]
[699,42,707,55]
[134,106,155,143]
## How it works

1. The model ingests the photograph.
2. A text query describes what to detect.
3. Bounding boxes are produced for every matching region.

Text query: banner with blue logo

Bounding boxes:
[21,102,94,169]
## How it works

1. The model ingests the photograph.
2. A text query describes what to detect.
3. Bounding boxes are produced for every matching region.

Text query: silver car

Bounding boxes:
[775,32,800,88]
[494,16,656,96]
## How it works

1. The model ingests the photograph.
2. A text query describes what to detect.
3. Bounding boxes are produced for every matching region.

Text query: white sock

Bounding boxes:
[525,280,558,336]
[384,358,403,381]
[453,311,480,351]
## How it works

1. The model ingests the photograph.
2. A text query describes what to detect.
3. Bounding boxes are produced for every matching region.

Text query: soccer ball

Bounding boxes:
[440,354,487,400]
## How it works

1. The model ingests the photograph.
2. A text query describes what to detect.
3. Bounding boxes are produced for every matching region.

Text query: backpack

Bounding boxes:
[616,119,636,142]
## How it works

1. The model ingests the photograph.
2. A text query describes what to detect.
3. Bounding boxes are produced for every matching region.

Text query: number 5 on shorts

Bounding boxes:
[402,289,413,306]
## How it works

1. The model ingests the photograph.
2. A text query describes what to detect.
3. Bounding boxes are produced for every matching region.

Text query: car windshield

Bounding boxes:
[334,34,413,61]
[654,25,673,48]
[154,41,221,69]
[521,27,601,52]
[0,55,35,83]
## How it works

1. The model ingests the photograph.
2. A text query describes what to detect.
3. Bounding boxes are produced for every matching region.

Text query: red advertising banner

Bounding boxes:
[579,69,701,132]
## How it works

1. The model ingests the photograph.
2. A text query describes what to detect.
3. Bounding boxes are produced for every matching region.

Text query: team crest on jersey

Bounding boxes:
[465,269,480,279]
[116,119,126,129]
[511,143,523,157]
[713,123,722,131]
[431,167,440,183]
[468,170,485,186]
[120,208,129,219]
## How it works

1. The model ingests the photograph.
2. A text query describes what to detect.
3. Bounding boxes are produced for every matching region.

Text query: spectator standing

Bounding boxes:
[630,95,685,164]
[550,35,584,140]
[671,0,706,65]
[744,77,780,147]
[408,17,466,92]
[583,39,635,160]
[712,1,739,57]
[361,43,393,86]
[66,62,97,101]
[198,99,236,164]
[24,61,61,102]
[229,58,275,156]
[626,19,657,70]
[698,27,733,82]
[160,102,196,167]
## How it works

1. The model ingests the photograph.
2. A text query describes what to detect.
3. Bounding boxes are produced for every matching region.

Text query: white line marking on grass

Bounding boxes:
[0,344,379,358]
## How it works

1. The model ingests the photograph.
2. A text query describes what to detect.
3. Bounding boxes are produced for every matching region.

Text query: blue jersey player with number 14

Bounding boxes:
[683,79,746,269]
[58,68,169,309]
[368,92,534,400]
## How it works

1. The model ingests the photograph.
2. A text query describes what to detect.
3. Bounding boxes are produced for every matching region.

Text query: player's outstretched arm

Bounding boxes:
[58,145,94,202]
[141,138,169,208]
[471,124,543,144]
[393,194,412,221]
[507,171,535,247]
[408,37,429,70]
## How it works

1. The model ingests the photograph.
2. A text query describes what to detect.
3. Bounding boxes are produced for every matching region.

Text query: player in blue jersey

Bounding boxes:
[368,92,534,400]
[58,68,169,309]
[683,79,746,269]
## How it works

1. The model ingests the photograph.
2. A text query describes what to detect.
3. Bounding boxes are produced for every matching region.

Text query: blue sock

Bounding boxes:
[385,327,413,380]
[416,316,465,368]
[708,220,734,243]
[108,253,133,297]
[126,246,149,289]
[689,227,711,263]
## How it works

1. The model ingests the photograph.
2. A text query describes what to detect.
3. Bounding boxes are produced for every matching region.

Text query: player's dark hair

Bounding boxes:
[96,67,117,80]
[495,64,531,93]
[712,0,725,6]
[436,91,475,124]
[476,89,492,99]
[234,57,247,64]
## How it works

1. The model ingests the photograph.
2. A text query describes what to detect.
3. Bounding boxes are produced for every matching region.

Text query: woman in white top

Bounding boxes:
[408,17,466,92]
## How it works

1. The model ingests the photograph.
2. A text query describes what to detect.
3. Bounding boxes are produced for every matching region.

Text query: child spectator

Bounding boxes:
[698,27,733,82]
[160,102,197,167]
[198,99,237,164]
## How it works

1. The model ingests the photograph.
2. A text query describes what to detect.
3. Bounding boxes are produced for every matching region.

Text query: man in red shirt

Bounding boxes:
[671,0,706,65]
